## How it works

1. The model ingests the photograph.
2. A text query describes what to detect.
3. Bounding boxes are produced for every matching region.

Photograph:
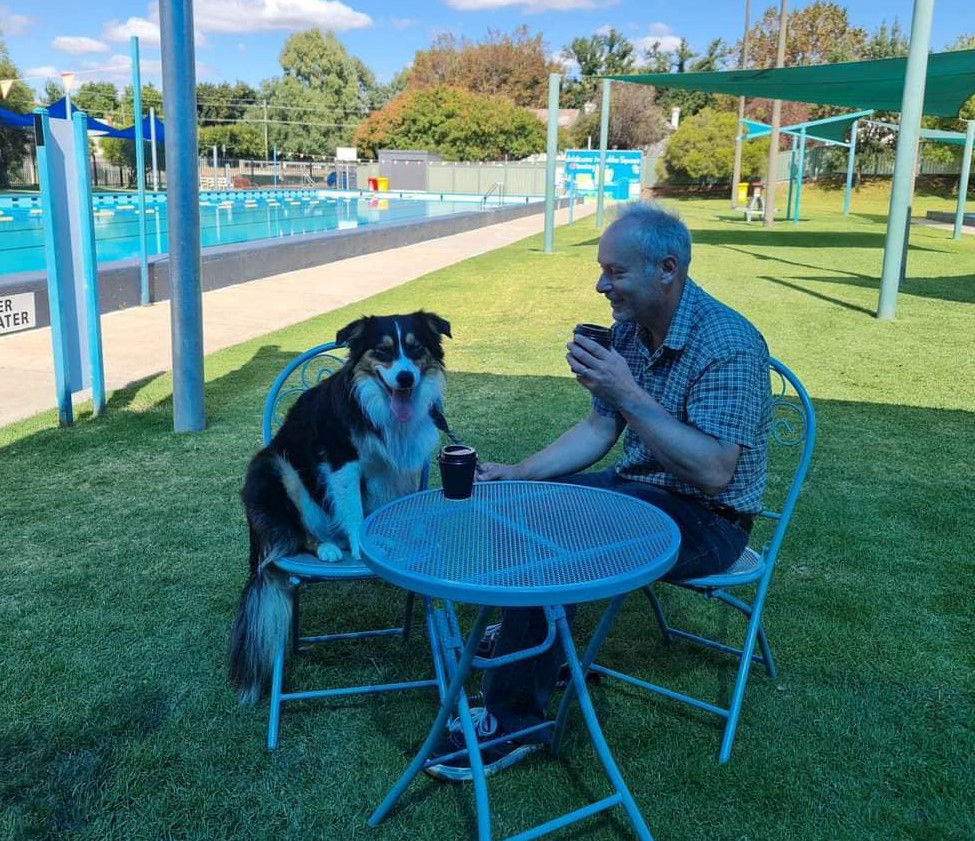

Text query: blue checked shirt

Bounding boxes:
[593,279,771,514]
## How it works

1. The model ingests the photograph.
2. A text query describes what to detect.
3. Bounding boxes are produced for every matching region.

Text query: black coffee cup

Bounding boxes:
[438,445,477,500]
[574,323,612,349]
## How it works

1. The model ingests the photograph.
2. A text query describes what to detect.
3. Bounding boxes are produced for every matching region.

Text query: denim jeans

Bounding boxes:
[482,468,751,736]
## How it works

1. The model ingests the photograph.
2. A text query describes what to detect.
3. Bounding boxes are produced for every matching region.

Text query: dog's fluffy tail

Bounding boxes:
[228,550,293,706]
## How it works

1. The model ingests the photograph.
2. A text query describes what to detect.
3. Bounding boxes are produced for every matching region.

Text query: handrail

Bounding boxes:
[481,181,504,208]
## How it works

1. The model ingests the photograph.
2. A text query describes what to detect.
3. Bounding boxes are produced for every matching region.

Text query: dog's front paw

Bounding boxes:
[316,542,344,563]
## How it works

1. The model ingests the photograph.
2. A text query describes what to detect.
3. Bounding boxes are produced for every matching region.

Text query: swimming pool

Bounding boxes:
[0,189,530,276]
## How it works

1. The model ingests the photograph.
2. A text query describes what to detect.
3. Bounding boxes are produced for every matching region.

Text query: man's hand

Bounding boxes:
[476,462,521,482]
[567,334,640,409]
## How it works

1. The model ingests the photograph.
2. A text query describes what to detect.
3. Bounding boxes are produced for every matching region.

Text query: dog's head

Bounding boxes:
[337,311,451,425]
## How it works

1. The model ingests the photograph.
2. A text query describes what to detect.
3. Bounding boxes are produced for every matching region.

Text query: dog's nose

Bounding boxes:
[396,371,415,388]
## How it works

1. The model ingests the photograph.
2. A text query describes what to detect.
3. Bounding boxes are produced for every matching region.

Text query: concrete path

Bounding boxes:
[0,203,594,427]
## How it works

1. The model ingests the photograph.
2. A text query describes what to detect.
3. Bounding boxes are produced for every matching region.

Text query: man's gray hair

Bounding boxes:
[613,202,692,275]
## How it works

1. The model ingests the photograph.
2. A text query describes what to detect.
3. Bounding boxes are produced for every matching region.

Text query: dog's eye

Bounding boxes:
[404,344,424,360]
[372,349,392,362]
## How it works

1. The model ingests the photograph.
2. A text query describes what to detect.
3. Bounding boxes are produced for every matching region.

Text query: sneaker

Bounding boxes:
[424,707,543,783]
[476,622,503,658]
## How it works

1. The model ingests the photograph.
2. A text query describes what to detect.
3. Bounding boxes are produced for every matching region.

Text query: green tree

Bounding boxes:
[198,123,264,159]
[662,107,769,183]
[354,86,547,161]
[197,81,258,126]
[743,1,867,67]
[655,38,734,119]
[0,36,34,188]
[572,83,668,151]
[560,29,635,109]
[42,79,63,105]
[73,81,119,119]
[100,83,165,176]
[863,18,909,59]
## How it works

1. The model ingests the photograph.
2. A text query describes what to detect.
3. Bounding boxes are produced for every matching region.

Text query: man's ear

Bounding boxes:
[336,316,368,347]
[416,310,451,339]
[659,256,679,286]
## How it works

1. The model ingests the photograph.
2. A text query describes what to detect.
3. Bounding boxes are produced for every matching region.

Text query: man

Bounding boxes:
[426,201,771,782]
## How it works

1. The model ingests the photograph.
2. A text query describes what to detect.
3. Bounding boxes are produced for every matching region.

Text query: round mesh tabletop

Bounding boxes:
[359,481,680,607]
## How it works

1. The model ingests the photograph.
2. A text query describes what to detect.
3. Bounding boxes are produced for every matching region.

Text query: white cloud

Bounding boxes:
[634,22,682,55]
[0,5,31,35]
[389,16,417,30]
[25,65,58,80]
[594,24,613,36]
[194,0,372,34]
[52,36,110,54]
[103,15,162,47]
[446,0,605,11]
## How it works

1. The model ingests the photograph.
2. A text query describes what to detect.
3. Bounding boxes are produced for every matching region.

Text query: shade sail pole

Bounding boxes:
[543,73,560,253]
[763,0,788,227]
[730,0,751,208]
[160,0,205,431]
[596,79,610,229]
[843,119,859,215]
[878,0,934,321]
[131,36,149,306]
[953,120,974,239]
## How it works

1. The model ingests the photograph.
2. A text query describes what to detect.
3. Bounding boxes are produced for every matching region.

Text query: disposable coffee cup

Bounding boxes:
[438,445,477,500]
[573,323,612,349]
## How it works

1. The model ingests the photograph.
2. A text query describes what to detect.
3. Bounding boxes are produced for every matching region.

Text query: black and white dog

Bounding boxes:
[229,311,451,705]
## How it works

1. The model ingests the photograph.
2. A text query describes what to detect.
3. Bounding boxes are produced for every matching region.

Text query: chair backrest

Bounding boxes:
[759,358,816,568]
[261,341,431,488]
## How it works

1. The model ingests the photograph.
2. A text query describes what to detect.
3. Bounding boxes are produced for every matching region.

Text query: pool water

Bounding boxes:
[0,191,488,276]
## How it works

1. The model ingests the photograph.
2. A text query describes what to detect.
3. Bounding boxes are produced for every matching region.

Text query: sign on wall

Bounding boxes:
[565,149,643,200]
[0,292,36,335]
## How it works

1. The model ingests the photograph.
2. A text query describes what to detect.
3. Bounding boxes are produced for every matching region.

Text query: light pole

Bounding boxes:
[730,0,751,209]
[763,0,788,227]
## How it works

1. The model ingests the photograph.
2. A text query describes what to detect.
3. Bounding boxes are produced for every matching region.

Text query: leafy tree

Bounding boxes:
[863,18,909,59]
[572,83,669,151]
[744,1,867,67]
[0,36,34,188]
[100,83,164,173]
[662,107,769,183]
[42,79,63,105]
[354,85,547,161]
[655,38,734,119]
[198,123,264,158]
[409,27,559,108]
[560,29,635,109]
[73,81,119,119]
[197,81,259,126]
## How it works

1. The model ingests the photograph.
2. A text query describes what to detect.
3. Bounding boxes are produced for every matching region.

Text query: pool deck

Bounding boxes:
[1,202,594,428]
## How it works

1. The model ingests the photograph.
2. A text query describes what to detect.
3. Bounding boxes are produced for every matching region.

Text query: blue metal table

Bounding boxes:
[360,481,680,841]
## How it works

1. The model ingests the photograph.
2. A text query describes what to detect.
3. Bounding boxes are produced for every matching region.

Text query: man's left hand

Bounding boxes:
[566,334,639,408]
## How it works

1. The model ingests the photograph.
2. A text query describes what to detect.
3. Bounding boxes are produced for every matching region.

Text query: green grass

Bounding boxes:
[2,186,973,841]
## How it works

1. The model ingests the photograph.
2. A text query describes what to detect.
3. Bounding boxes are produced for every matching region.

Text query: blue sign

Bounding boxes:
[565,149,643,199]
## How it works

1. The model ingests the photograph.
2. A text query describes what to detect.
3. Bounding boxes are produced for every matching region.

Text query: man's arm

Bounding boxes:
[477,410,621,481]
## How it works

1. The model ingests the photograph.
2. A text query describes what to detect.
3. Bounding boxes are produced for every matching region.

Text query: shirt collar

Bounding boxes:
[660,278,699,352]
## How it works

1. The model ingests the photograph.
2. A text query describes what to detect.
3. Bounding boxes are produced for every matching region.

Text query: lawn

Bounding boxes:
[1,185,973,841]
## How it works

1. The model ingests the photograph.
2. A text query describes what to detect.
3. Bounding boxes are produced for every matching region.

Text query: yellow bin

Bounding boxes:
[737,181,749,204]
[376,176,390,191]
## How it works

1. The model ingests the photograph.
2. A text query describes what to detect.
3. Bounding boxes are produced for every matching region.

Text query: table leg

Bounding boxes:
[552,600,655,841]
[368,605,494,832]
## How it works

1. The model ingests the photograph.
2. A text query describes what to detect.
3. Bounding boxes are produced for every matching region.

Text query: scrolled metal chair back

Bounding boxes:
[756,358,816,566]
[261,342,348,445]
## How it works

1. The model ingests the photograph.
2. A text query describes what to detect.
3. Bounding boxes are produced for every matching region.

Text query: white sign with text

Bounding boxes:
[0,292,36,335]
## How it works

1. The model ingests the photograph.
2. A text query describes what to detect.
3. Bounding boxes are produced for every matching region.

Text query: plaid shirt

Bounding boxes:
[593,278,771,514]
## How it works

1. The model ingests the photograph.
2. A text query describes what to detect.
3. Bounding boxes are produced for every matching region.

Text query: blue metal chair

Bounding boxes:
[260,341,444,750]
[589,357,816,763]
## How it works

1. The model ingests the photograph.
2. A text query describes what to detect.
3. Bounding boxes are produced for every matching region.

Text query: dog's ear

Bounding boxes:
[336,317,368,348]
[416,311,451,339]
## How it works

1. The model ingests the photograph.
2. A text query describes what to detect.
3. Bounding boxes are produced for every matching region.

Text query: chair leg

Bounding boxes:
[267,631,287,751]
[712,589,777,679]
[291,586,302,655]
[642,585,671,642]
[401,591,416,642]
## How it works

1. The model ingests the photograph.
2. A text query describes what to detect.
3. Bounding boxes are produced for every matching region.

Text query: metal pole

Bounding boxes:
[273,145,278,187]
[763,0,788,227]
[149,106,159,191]
[596,78,610,230]
[543,72,560,254]
[262,100,269,162]
[878,0,934,320]
[212,144,218,184]
[793,126,806,224]
[159,0,204,431]
[730,0,751,208]
[131,36,150,306]
[72,110,106,415]
[843,119,859,215]
[953,120,974,239]
[786,135,797,221]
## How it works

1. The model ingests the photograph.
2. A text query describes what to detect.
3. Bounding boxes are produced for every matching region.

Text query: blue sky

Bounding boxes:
[0,0,970,94]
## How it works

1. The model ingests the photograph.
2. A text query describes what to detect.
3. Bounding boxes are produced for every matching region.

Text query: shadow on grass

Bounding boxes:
[761,272,975,307]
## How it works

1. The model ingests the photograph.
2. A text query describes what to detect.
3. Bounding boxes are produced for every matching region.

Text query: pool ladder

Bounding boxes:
[481,181,504,208]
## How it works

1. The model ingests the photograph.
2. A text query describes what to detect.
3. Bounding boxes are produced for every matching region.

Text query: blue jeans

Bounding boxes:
[482,468,752,736]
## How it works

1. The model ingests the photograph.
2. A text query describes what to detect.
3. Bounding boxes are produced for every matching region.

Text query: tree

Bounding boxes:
[573,83,669,151]
[100,83,164,175]
[560,29,636,109]
[42,79,63,105]
[73,81,119,119]
[744,1,866,68]
[354,86,547,161]
[655,38,734,119]
[863,18,909,59]
[198,123,264,158]
[662,107,769,183]
[197,81,258,127]
[253,30,374,158]
[409,27,559,108]
[0,36,34,188]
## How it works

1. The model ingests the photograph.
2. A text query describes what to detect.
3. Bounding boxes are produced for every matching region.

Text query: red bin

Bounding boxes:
[367,177,379,191]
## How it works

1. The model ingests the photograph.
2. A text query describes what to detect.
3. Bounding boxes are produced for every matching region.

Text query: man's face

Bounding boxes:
[596,221,669,324]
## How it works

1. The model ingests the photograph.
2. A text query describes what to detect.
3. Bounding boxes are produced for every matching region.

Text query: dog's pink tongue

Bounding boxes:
[390,389,414,423]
